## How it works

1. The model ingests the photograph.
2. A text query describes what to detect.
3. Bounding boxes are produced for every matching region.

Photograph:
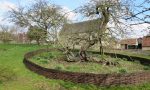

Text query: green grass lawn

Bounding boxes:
[107,49,150,59]
[0,44,150,90]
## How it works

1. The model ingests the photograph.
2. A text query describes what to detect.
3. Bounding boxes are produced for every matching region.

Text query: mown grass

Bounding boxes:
[107,49,150,59]
[0,44,150,90]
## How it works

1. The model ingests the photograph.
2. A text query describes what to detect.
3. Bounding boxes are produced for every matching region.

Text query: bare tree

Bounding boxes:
[60,19,100,61]
[8,0,67,44]
[60,0,150,61]
[0,25,13,43]
[77,0,142,55]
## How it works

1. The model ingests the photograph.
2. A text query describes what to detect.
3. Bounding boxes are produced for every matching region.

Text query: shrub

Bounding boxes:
[40,60,48,64]
[119,68,127,74]
[116,58,122,61]
[134,60,141,64]
[55,65,64,70]
[48,52,54,59]
[37,57,41,60]
[143,66,150,70]
[122,58,128,61]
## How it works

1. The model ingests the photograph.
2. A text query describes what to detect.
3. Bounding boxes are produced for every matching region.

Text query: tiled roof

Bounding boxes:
[142,36,150,47]
[60,19,100,35]
[120,38,137,45]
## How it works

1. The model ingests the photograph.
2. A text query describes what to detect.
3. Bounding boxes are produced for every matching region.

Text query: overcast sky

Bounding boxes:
[0,0,149,38]
[0,0,87,24]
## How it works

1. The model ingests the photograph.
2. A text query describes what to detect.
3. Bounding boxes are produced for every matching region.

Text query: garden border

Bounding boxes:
[23,48,150,86]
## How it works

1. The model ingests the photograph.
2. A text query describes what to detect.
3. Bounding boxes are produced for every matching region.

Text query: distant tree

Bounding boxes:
[27,26,46,45]
[9,25,20,43]
[0,25,13,43]
[8,0,67,43]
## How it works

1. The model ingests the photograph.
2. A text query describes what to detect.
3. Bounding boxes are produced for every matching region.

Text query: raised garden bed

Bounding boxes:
[23,48,150,86]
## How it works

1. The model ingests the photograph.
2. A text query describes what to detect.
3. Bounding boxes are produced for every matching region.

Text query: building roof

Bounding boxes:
[120,38,137,45]
[142,36,150,47]
[60,19,100,35]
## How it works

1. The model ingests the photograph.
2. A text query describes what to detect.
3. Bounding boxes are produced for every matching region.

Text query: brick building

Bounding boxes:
[142,35,150,50]
[119,34,150,50]
[120,38,138,49]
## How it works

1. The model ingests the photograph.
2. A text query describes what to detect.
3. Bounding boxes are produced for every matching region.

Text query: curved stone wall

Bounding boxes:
[23,49,150,86]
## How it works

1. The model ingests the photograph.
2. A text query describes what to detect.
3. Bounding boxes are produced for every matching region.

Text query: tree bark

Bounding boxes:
[36,39,40,45]
[79,47,88,61]
[99,37,104,55]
